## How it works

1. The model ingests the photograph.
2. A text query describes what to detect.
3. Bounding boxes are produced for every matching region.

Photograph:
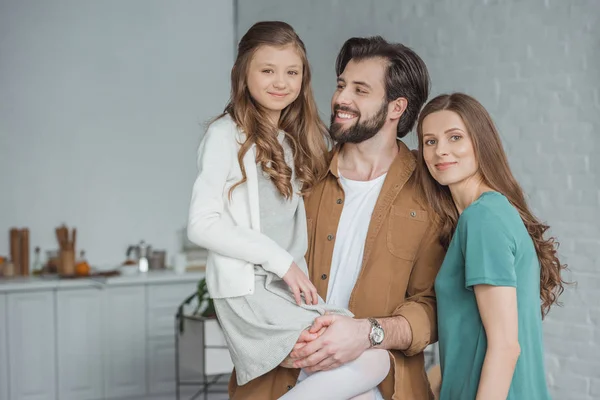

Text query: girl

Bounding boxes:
[416,93,567,400]
[187,21,389,400]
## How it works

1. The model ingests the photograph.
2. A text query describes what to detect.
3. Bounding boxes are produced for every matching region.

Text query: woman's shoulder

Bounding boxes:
[460,191,520,230]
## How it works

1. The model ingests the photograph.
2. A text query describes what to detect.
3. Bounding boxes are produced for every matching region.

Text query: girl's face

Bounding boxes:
[421,110,480,188]
[246,45,303,122]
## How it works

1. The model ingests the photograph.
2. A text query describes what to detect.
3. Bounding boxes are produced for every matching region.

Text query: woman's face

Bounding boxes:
[246,44,303,122]
[421,110,479,188]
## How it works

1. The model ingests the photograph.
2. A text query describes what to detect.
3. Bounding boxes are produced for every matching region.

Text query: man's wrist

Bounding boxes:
[361,319,372,350]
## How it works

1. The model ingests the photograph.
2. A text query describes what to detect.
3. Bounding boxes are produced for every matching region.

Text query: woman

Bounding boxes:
[416,93,567,399]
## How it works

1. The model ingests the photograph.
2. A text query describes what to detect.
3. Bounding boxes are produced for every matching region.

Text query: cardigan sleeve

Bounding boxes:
[187,119,294,278]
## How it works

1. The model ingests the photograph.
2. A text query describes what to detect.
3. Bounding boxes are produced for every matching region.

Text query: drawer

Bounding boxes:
[147,282,198,338]
[147,282,198,310]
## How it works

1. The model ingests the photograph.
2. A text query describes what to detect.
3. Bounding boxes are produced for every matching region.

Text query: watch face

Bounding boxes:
[372,327,384,344]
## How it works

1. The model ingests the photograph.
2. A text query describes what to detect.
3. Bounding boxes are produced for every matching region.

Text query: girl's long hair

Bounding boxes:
[416,93,568,317]
[217,21,329,199]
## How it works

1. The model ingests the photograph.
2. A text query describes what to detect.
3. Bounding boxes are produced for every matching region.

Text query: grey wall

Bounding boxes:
[0,0,234,267]
[238,1,600,398]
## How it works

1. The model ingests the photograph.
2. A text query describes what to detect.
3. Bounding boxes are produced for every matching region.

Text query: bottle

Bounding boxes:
[32,247,43,275]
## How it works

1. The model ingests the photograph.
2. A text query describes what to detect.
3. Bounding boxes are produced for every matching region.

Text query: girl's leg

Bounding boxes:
[278,348,390,400]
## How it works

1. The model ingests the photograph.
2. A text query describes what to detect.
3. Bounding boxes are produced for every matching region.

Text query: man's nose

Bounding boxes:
[335,86,354,105]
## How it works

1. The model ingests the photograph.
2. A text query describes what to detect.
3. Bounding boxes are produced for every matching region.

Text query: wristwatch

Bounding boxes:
[368,318,384,347]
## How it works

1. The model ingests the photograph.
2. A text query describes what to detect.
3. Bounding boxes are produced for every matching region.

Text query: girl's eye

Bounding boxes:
[424,139,436,146]
[262,69,273,74]
[450,135,462,141]
[288,70,299,75]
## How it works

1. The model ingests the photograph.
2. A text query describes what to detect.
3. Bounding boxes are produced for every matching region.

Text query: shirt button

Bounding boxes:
[410,211,417,217]
[321,273,328,280]
[336,198,343,204]
[327,234,334,241]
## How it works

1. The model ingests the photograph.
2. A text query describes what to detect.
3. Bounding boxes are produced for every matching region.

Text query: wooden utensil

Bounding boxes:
[20,228,29,276]
[9,228,21,275]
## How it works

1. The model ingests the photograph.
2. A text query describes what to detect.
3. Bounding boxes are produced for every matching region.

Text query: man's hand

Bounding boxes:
[279,328,323,368]
[290,315,371,373]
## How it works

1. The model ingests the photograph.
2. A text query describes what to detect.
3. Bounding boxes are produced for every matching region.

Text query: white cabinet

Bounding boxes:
[57,288,104,400]
[0,272,208,400]
[7,291,56,400]
[146,282,197,395]
[103,286,147,399]
[147,337,177,395]
[0,294,8,400]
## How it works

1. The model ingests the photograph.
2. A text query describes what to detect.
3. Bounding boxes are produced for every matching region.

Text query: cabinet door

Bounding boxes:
[56,289,103,400]
[146,282,197,395]
[103,286,147,399]
[0,294,8,400]
[147,337,176,394]
[8,291,56,400]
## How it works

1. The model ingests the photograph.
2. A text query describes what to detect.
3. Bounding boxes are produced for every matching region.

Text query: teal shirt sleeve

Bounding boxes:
[459,204,517,290]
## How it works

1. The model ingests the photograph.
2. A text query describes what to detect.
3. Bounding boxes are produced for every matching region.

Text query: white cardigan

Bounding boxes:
[187,114,297,299]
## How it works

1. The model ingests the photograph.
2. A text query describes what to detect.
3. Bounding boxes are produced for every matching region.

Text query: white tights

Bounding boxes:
[278,349,390,400]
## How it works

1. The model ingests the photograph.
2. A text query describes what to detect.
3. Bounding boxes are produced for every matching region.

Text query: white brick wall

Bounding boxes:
[237,1,600,398]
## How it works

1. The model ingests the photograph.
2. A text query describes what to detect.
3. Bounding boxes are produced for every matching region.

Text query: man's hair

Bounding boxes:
[335,36,430,138]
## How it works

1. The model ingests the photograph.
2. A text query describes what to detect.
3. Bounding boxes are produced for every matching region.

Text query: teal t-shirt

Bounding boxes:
[435,192,551,400]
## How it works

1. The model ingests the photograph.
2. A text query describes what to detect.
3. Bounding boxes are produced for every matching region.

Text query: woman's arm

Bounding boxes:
[474,284,521,400]
[187,122,294,278]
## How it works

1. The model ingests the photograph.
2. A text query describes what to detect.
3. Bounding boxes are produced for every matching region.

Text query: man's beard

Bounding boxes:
[329,101,388,144]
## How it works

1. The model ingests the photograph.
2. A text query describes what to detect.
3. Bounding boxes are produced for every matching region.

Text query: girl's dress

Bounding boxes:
[213,133,352,385]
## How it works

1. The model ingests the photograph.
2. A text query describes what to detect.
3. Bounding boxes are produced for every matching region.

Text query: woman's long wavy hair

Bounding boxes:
[416,93,568,318]
[218,21,329,199]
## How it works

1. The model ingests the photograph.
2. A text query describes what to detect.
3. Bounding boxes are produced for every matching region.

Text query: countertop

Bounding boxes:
[0,269,205,293]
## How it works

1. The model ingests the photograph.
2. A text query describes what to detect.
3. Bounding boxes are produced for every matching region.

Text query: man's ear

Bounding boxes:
[388,97,408,120]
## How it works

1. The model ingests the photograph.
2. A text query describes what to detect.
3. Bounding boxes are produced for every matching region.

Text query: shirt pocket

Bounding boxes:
[386,206,428,261]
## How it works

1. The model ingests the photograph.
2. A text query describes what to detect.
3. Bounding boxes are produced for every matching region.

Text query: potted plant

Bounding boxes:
[193,277,216,318]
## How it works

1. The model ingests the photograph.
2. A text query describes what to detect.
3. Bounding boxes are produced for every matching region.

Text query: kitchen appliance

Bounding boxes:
[126,240,152,273]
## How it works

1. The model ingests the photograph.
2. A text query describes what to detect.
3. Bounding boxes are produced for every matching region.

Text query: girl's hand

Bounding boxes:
[283,262,319,306]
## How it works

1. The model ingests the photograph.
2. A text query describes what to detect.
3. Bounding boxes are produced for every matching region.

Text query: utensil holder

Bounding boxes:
[60,249,75,276]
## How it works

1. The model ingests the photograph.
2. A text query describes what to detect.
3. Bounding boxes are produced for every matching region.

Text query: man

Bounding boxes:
[229,36,445,400]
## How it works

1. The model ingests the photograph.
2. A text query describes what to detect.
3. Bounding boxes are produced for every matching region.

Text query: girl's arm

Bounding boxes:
[474,285,521,400]
[187,123,293,278]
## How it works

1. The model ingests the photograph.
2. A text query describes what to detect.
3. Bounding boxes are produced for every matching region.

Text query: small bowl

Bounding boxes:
[120,265,139,276]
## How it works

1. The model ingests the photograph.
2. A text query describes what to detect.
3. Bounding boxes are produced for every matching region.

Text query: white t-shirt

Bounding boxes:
[326,172,387,309]
[326,172,387,400]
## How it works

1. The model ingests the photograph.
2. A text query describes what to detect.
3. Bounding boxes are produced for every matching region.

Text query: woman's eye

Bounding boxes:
[425,139,436,146]
[450,135,462,141]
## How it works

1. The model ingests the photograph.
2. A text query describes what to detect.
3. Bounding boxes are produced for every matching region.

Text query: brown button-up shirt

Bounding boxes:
[228,141,445,400]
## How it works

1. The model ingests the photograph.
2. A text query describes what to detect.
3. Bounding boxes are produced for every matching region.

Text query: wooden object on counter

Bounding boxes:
[60,249,75,276]
[55,224,77,275]
[20,228,29,276]
[9,228,21,275]
[9,227,29,275]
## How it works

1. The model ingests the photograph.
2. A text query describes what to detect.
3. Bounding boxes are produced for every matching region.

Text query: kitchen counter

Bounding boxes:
[0,269,205,293]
